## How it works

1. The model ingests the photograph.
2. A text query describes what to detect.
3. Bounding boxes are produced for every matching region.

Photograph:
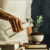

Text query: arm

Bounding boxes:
[0,9,16,20]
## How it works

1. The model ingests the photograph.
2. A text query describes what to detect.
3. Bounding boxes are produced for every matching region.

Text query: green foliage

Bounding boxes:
[33,15,43,32]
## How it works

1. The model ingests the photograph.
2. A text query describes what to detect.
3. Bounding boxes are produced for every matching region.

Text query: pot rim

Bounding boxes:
[30,32,44,35]
[31,35,44,36]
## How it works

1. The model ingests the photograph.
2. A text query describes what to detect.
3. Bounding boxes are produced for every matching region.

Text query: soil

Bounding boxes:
[31,32,43,35]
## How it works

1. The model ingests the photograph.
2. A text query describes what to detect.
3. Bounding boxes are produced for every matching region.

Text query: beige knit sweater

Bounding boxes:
[0,0,33,43]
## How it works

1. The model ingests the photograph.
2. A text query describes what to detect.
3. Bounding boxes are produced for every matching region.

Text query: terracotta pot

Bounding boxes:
[27,26,32,35]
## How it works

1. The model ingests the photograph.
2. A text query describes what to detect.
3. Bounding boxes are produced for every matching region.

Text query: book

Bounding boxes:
[25,48,48,50]
[0,48,1,50]
[23,43,47,48]
[0,41,20,50]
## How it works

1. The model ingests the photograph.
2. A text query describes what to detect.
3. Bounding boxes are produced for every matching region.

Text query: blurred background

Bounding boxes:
[31,0,50,47]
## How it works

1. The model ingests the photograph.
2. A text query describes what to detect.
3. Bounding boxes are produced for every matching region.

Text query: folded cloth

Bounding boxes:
[0,9,23,32]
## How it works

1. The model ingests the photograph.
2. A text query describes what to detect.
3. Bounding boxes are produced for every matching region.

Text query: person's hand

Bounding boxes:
[0,9,23,32]
[9,18,24,32]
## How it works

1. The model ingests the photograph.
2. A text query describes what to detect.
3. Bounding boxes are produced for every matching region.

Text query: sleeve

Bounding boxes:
[0,29,10,41]
[26,0,32,18]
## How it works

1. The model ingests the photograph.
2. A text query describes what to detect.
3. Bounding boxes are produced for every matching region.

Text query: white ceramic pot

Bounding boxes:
[32,35,44,44]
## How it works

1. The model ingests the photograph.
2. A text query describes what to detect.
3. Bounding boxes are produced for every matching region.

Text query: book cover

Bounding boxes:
[23,43,47,48]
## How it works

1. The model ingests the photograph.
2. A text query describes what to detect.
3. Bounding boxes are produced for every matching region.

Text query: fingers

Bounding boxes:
[15,19,21,32]
[13,19,18,32]
[18,19,24,31]
[9,18,23,32]
[10,19,17,32]
[15,18,23,32]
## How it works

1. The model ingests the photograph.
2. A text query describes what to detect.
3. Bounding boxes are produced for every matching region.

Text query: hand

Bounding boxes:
[9,18,23,32]
[0,9,23,32]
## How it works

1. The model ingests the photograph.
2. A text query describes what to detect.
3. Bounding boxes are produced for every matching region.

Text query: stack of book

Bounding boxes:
[23,43,48,50]
[0,41,20,50]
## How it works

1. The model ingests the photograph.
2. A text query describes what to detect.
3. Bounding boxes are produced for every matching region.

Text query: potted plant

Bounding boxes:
[29,15,44,44]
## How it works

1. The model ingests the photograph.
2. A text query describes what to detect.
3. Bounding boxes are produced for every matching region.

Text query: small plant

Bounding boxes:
[33,15,43,33]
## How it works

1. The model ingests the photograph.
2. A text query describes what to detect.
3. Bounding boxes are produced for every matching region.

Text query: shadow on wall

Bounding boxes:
[31,0,50,47]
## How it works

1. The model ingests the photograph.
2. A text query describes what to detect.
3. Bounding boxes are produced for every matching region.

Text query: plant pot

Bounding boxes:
[28,32,44,44]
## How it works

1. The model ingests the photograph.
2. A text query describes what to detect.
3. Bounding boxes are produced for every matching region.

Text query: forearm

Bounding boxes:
[0,9,16,20]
